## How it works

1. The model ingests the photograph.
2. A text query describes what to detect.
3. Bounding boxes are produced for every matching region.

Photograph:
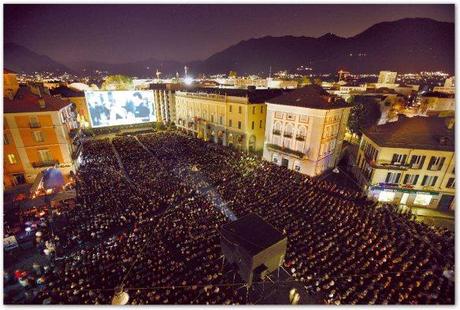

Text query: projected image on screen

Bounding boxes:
[85,91,156,127]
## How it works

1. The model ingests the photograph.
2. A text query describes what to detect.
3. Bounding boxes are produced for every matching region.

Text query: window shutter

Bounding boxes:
[439,157,446,170]
[385,173,391,183]
[414,175,419,185]
[395,173,401,184]
[432,176,438,187]
[428,157,435,170]
[422,175,428,186]
[403,174,409,185]
[420,156,426,168]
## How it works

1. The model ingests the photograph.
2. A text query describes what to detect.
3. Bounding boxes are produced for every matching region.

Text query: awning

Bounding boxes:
[19,189,76,211]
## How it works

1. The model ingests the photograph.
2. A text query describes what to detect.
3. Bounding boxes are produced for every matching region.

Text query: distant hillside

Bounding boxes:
[194,18,455,75]
[4,18,454,76]
[4,42,73,74]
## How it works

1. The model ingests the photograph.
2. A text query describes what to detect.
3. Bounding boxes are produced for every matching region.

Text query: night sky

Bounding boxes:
[4,4,454,64]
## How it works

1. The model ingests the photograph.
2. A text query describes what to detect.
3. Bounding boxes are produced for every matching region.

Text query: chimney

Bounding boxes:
[38,98,46,109]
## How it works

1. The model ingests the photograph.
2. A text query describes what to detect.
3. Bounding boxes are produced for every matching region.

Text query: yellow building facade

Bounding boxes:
[354,116,455,211]
[175,89,282,153]
[4,87,79,188]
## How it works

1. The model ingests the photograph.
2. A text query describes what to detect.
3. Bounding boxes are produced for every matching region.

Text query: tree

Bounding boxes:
[101,75,134,90]
[313,77,322,85]
[297,76,312,87]
[348,96,382,136]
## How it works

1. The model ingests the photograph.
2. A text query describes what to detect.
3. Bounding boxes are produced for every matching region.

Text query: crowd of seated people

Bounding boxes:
[32,132,454,304]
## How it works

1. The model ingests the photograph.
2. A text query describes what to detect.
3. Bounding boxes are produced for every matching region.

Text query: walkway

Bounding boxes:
[110,139,133,184]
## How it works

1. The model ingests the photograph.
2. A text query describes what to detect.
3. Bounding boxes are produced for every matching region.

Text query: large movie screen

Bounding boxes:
[85,90,156,127]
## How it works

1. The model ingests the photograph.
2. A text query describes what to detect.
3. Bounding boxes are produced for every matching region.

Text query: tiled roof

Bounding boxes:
[4,86,71,113]
[178,87,291,104]
[267,85,350,109]
[364,115,455,151]
[50,86,85,98]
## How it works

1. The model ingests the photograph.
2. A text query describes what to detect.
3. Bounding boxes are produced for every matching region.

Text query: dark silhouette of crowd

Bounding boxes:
[31,132,454,304]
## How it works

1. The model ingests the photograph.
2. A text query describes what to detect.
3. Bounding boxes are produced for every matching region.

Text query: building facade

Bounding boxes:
[377,71,398,84]
[263,86,351,176]
[175,88,286,153]
[150,83,180,124]
[354,116,455,211]
[4,68,20,100]
[4,86,79,188]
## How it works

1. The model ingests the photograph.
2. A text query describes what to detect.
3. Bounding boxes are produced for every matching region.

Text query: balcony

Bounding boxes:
[32,160,59,168]
[364,156,409,171]
[283,133,293,138]
[29,122,41,128]
[272,129,281,136]
[266,143,305,159]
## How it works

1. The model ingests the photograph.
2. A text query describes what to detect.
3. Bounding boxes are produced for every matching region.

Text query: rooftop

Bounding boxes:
[220,213,285,256]
[420,91,455,99]
[50,86,85,98]
[364,115,455,151]
[178,87,290,104]
[4,68,17,74]
[267,85,349,109]
[4,86,71,113]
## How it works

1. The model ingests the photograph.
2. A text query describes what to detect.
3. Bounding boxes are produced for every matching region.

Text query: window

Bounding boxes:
[33,131,44,143]
[385,172,401,184]
[414,193,432,206]
[251,121,254,130]
[29,116,40,128]
[7,154,17,164]
[446,177,455,189]
[238,121,241,129]
[391,154,407,165]
[286,113,295,121]
[402,174,419,186]
[259,120,263,129]
[4,133,9,145]
[275,112,283,119]
[38,149,53,162]
[238,106,242,114]
[428,156,445,171]
[229,105,232,113]
[228,119,232,127]
[421,175,438,187]
[219,116,223,125]
[252,107,256,114]
[260,106,264,113]
[410,155,426,169]
[378,191,395,203]
[211,114,214,123]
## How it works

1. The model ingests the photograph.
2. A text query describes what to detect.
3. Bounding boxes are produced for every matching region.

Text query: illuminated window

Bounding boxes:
[378,191,395,202]
[414,193,432,206]
[29,116,40,128]
[38,149,53,162]
[7,154,17,164]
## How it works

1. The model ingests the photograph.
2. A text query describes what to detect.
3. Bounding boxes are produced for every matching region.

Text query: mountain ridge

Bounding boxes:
[4,18,454,76]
